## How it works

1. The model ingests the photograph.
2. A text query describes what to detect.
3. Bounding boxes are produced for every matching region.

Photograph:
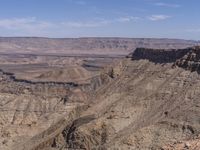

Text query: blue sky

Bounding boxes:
[0,0,199,40]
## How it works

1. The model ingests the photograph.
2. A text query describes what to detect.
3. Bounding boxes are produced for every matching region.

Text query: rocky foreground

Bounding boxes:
[1,45,200,150]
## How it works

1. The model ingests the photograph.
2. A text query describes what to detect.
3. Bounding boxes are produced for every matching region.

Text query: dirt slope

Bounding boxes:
[24,46,200,150]
[1,42,200,150]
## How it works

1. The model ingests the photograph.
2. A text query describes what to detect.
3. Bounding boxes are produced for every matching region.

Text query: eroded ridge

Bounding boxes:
[3,46,200,150]
[175,46,200,73]
[35,46,200,150]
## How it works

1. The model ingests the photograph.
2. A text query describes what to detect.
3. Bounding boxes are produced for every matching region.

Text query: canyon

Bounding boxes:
[0,37,199,150]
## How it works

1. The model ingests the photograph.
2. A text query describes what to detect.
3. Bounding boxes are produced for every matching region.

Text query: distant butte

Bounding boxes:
[0,37,197,56]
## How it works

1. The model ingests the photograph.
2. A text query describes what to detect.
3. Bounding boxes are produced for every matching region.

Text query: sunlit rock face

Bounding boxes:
[0,37,199,150]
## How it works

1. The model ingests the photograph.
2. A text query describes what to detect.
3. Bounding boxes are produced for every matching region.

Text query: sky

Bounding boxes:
[0,0,199,40]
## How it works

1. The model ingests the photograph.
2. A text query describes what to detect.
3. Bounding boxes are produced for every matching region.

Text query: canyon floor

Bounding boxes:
[0,38,200,150]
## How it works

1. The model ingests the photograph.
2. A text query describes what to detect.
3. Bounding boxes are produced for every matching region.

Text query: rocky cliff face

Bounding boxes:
[0,56,118,150]
[3,46,200,150]
[175,46,200,73]
[129,46,200,73]
[130,47,191,63]
[130,46,200,72]
[16,46,200,150]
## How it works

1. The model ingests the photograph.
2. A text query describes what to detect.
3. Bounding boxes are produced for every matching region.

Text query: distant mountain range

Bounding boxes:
[0,37,198,55]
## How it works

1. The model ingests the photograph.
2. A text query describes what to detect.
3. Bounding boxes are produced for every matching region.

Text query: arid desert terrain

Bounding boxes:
[0,37,200,150]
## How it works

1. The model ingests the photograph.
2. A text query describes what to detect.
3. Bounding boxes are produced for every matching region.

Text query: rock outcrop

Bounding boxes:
[175,46,200,73]
[130,47,191,63]
[130,46,200,72]
[20,46,200,150]
[2,45,200,150]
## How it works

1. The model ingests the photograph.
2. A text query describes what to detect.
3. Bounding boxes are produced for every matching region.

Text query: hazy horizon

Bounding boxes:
[0,36,198,41]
